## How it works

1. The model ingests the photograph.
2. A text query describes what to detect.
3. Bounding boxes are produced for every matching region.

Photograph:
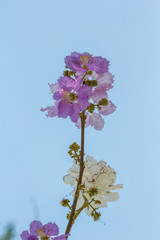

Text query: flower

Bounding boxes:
[63,156,123,216]
[41,52,115,128]
[65,52,109,74]
[54,76,92,122]
[98,101,116,115]
[90,72,114,103]
[20,221,69,240]
[74,69,116,130]
[75,101,116,130]
[41,76,92,122]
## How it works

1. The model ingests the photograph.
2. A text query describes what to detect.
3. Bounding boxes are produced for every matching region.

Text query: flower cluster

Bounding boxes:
[20,221,69,240]
[63,155,123,219]
[41,52,116,130]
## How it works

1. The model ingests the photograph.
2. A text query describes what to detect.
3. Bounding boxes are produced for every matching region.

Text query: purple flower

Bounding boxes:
[53,76,92,122]
[20,231,37,240]
[20,231,38,240]
[87,56,109,74]
[65,52,91,72]
[65,52,109,74]
[41,52,116,128]
[43,222,59,237]
[20,221,69,240]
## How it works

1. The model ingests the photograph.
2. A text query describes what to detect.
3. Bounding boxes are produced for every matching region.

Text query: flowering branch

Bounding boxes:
[65,112,86,238]
[21,52,123,240]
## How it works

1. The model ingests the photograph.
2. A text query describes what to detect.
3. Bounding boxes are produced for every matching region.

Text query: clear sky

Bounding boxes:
[0,0,160,239]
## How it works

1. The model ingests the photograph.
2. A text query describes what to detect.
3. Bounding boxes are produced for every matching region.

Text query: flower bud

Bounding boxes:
[94,200,101,204]
[61,199,70,207]
[98,98,108,106]
[93,211,101,221]
[88,187,98,197]
[88,104,95,113]
[85,80,97,87]
[63,70,69,76]
[87,70,93,75]
[66,213,71,220]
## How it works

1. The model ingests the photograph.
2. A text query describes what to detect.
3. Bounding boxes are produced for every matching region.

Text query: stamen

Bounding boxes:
[61,91,78,103]
[80,54,92,66]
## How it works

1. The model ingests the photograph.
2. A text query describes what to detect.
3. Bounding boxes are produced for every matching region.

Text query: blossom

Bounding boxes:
[98,101,116,115]
[41,52,115,128]
[65,52,109,74]
[41,76,92,122]
[90,72,114,103]
[63,155,123,216]
[53,76,92,122]
[20,221,69,240]
[75,101,116,130]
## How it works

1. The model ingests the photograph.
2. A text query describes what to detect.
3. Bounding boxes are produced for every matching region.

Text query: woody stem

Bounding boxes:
[65,112,86,238]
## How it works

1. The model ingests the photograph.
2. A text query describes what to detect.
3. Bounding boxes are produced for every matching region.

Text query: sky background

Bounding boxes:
[0,0,160,239]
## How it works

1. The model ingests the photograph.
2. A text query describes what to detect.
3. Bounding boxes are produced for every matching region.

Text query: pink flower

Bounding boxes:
[75,101,116,130]
[75,113,104,130]
[89,113,105,130]
[98,101,116,115]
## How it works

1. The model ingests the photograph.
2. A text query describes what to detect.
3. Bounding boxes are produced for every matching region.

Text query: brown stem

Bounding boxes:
[65,112,86,238]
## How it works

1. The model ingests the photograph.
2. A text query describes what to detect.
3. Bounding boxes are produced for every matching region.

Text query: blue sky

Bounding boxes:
[0,0,160,239]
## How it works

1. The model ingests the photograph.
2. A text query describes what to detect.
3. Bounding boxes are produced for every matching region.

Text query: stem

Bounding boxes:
[65,112,86,238]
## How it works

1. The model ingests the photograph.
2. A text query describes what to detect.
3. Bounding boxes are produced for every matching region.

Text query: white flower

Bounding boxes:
[63,155,123,216]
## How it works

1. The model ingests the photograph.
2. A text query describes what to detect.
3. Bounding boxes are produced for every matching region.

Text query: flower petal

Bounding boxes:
[89,113,104,130]
[40,106,58,117]
[63,175,75,186]
[98,101,116,115]
[104,192,119,202]
[58,101,72,118]
[20,231,30,240]
[92,89,108,104]
[30,221,43,235]
[43,222,59,236]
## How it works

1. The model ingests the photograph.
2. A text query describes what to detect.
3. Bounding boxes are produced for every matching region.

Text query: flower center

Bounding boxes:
[80,54,91,66]
[87,187,98,197]
[35,229,45,237]
[41,237,49,240]
[69,92,78,101]
[61,91,78,103]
